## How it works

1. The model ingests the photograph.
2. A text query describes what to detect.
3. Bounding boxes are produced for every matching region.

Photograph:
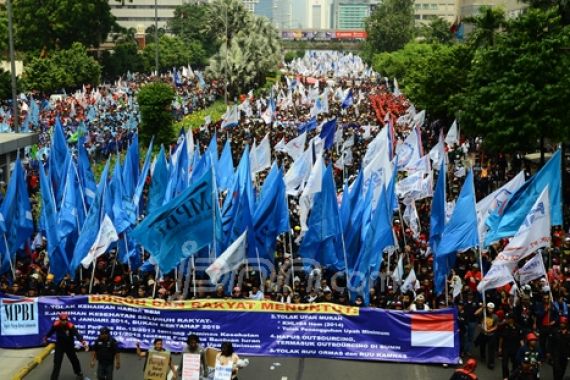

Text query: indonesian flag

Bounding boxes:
[410,314,455,348]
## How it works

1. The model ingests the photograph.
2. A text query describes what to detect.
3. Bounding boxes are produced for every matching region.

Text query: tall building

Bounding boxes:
[109,0,188,30]
[413,0,460,24]
[291,0,309,28]
[460,0,526,19]
[332,0,374,30]
[306,0,332,29]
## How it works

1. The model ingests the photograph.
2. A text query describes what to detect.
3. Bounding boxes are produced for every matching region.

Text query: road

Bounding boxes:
[25,351,559,380]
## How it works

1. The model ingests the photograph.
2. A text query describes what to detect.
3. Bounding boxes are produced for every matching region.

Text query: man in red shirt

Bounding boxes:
[464,264,482,293]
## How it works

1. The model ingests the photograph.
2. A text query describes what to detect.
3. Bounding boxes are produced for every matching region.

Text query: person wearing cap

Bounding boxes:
[508,356,539,380]
[409,294,430,312]
[90,327,120,380]
[449,357,478,380]
[44,312,88,380]
[547,316,570,380]
[515,332,543,379]
[475,302,499,370]
[499,313,523,379]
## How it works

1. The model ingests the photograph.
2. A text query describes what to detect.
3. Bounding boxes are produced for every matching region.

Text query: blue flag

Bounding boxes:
[299,165,343,270]
[319,118,337,150]
[148,146,169,213]
[77,138,97,208]
[216,140,234,192]
[429,160,446,254]
[341,89,354,109]
[59,159,86,241]
[485,149,562,245]
[131,170,216,274]
[0,159,34,275]
[49,117,70,204]
[253,165,290,262]
[122,134,140,201]
[39,163,69,281]
[435,169,479,294]
[298,117,317,134]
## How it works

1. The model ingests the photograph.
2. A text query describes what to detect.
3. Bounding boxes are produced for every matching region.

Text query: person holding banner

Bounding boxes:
[136,338,178,380]
[179,334,207,379]
[44,312,88,380]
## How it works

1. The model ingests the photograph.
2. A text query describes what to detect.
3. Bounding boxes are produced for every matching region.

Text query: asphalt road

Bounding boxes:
[26,351,559,380]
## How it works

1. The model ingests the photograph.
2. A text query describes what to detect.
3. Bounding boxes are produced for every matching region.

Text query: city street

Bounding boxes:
[25,350,557,380]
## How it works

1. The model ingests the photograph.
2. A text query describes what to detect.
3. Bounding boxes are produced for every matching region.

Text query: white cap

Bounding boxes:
[486,302,495,309]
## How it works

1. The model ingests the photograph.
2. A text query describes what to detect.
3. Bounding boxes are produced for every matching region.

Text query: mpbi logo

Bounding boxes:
[1,298,39,336]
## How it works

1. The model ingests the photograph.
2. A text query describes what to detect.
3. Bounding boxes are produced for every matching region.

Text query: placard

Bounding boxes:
[213,363,233,380]
[144,351,171,380]
[181,353,201,380]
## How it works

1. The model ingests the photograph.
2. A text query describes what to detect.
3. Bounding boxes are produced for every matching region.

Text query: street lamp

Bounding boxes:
[154,0,159,74]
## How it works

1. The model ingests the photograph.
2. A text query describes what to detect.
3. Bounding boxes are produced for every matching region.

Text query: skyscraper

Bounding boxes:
[333,0,374,30]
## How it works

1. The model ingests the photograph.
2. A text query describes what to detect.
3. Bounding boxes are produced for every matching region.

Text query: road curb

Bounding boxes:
[12,344,54,380]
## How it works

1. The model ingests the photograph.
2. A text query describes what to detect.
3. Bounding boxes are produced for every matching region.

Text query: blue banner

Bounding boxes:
[0,295,459,364]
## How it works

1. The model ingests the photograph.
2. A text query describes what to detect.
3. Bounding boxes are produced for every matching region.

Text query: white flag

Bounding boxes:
[401,268,418,293]
[477,264,514,293]
[286,132,307,160]
[299,156,324,232]
[186,126,195,160]
[274,137,287,153]
[396,127,421,169]
[445,120,459,146]
[250,134,271,174]
[284,148,312,196]
[206,230,247,284]
[476,170,525,245]
[81,215,119,268]
[429,130,446,167]
[493,187,551,268]
[403,200,420,238]
[391,255,404,283]
[221,105,239,128]
[517,254,547,285]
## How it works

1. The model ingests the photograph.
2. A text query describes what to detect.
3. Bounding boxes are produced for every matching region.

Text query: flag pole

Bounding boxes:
[152,266,159,298]
[88,263,96,294]
[336,211,350,302]
[192,256,197,298]
[123,234,133,284]
[3,233,15,279]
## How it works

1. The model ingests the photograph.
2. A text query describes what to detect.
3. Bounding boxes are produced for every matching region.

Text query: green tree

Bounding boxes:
[203,0,253,43]
[522,0,570,25]
[142,35,207,72]
[23,42,101,92]
[101,42,144,80]
[168,3,217,55]
[418,18,454,44]
[405,43,473,123]
[460,7,570,153]
[464,6,506,47]
[363,0,415,59]
[13,0,116,53]
[137,82,176,146]
[371,42,434,87]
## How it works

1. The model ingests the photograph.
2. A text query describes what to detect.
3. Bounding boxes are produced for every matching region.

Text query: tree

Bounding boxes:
[168,3,217,55]
[206,13,281,97]
[460,7,570,153]
[371,42,434,86]
[405,43,473,124]
[522,0,570,25]
[203,0,253,44]
[23,42,101,92]
[13,0,116,53]
[363,0,415,59]
[418,18,454,44]
[464,6,506,47]
[137,82,176,146]
[101,42,144,81]
[142,35,207,72]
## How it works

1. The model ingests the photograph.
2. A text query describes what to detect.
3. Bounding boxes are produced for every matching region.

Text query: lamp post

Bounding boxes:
[154,0,159,75]
[6,0,18,133]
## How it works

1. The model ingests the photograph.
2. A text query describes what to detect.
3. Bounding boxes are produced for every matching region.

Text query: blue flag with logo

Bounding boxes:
[148,146,169,213]
[216,140,234,192]
[485,149,562,245]
[435,169,479,294]
[131,170,215,274]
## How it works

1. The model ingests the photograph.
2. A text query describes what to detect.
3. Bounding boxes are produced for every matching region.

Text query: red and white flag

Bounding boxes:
[410,314,455,348]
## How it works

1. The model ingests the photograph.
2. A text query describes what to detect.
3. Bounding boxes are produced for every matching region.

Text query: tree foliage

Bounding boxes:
[13,0,116,53]
[460,7,570,152]
[464,6,506,47]
[418,18,454,44]
[168,3,217,56]
[142,35,207,73]
[363,0,415,59]
[101,42,144,81]
[205,0,281,97]
[23,43,101,92]
[372,42,434,86]
[137,82,176,147]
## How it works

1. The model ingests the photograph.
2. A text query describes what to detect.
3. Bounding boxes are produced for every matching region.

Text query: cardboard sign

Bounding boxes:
[181,353,201,380]
[213,363,233,380]
[144,351,171,380]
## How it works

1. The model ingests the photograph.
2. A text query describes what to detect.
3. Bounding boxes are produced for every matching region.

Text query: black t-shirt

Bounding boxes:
[92,337,118,364]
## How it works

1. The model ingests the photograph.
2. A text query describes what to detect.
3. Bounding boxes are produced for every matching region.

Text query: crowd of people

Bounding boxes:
[0,51,569,380]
